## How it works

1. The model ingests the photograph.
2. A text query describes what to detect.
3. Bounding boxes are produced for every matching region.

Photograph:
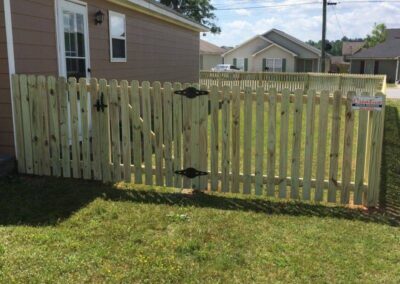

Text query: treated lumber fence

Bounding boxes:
[11,74,385,207]
[200,71,387,94]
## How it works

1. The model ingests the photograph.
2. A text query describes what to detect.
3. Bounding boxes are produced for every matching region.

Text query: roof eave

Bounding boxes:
[222,35,272,57]
[109,0,209,32]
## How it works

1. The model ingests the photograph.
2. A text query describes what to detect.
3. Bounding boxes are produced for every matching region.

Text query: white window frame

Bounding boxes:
[236,58,245,70]
[265,58,283,72]
[109,11,127,62]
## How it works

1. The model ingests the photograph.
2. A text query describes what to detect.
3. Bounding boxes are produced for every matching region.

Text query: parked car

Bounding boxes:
[211,64,240,72]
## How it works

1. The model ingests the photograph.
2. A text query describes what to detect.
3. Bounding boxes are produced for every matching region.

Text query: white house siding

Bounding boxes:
[224,37,270,71]
[252,45,295,72]
[200,54,222,70]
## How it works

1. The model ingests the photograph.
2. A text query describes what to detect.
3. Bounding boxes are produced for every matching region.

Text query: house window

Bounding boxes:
[236,58,245,70]
[266,58,283,72]
[109,11,126,62]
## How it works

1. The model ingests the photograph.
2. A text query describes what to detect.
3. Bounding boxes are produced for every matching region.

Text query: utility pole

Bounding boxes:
[321,0,327,73]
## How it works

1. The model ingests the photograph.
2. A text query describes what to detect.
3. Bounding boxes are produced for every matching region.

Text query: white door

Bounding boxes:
[57,0,91,79]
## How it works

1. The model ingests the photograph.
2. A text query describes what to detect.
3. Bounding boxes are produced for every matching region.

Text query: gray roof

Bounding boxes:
[200,40,226,55]
[350,29,400,59]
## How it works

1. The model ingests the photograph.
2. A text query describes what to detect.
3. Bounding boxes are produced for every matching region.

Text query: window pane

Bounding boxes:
[266,59,274,71]
[236,58,245,70]
[112,39,126,58]
[275,59,282,68]
[110,14,125,38]
[66,58,86,79]
[63,11,85,57]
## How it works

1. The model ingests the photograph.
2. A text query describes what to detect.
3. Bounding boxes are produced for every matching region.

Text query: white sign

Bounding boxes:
[352,96,384,111]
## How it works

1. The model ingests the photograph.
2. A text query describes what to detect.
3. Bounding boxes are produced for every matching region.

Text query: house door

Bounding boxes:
[57,0,91,79]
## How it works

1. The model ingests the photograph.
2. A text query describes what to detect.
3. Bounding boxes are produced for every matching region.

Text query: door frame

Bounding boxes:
[55,0,91,79]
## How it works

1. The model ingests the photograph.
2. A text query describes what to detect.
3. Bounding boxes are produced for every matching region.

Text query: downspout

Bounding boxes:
[396,57,400,82]
[3,0,17,157]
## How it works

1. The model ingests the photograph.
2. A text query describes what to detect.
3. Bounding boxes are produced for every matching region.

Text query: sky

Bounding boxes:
[204,0,400,47]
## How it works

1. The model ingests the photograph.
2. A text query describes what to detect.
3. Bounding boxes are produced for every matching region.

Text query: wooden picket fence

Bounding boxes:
[200,71,387,94]
[11,74,385,207]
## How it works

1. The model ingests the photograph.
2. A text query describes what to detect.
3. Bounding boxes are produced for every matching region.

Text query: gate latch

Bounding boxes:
[175,167,208,179]
[174,87,209,99]
[94,92,108,112]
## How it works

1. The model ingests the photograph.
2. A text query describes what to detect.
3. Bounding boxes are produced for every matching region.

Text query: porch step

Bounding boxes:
[0,155,16,177]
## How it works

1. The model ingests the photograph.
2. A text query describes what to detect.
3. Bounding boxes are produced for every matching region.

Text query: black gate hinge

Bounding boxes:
[175,167,208,179]
[174,87,209,99]
[94,92,108,112]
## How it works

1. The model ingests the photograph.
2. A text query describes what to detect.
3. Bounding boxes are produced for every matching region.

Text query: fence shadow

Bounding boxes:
[380,104,400,218]
[0,175,398,227]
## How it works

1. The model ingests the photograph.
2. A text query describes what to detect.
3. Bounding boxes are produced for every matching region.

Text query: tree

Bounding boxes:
[364,23,387,48]
[158,0,221,34]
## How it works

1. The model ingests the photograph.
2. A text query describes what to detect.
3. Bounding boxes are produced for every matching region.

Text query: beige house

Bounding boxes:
[199,40,225,70]
[223,29,330,73]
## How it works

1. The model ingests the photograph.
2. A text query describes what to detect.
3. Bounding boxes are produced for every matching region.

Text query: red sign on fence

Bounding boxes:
[352,96,384,111]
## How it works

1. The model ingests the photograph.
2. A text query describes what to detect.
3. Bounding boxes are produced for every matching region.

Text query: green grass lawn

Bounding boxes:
[1,101,400,283]
[0,175,399,283]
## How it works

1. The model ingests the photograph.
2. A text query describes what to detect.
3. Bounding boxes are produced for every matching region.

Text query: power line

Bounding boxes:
[332,5,346,38]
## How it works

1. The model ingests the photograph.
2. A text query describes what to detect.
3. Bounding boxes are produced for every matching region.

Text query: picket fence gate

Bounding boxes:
[11,75,385,207]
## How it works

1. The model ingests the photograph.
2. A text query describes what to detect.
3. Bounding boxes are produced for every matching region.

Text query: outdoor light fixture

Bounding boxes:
[95,10,105,25]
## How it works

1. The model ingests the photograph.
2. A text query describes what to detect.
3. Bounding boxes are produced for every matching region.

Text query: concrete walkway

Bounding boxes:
[386,86,400,99]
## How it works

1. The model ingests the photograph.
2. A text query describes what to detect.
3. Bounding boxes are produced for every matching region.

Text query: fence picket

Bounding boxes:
[173,82,183,188]
[130,81,143,184]
[328,91,342,203]
[279,89,290,198]
[142,81,153,185]
[47,76,61,177]
[153,82,164,186]
[303,90,316,200]
[120,80,131,182]
[315,90,330,202]
[341,92,355,204]
[354,92,369,205]
[11,75,25,173]
[210,85,219,191]
[182,83,192,188]
[28,75,41,175]
[255,86,265,195]
[19,75,34,174]
[109,80,121,181]
[90,78,102,180]
[38,76,51,175]
[163,82,174,187]
[99,79,111,182]
[199,85,209,190]
[366,93,385,207]
[231,86,241,193]
[267,88,277,196]
[221,86,231,192]
[290,89,303,199]
[79,78,91,179]
[243,87,253,194]
[68,78,80,179]
[58,77,70,178]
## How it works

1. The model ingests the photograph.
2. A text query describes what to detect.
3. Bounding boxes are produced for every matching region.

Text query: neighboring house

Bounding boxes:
[199,40,225,70]
[342,41,364,62]
[330,56,350,73]
[0,0,207,156]
[222,29,330,73]
[349,29,400,83]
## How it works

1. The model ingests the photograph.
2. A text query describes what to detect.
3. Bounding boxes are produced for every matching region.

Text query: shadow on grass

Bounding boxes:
[0,175,398,227]
[380,104,400,218]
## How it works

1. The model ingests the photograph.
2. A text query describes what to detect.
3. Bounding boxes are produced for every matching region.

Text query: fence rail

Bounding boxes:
[12,74,385,207]
[200,71,387,94]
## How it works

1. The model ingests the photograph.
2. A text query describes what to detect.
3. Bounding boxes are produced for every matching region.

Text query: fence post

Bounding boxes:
[366,93,385,207]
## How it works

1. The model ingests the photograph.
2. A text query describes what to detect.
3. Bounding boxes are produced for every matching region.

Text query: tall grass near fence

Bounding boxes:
[11,74,385,207]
